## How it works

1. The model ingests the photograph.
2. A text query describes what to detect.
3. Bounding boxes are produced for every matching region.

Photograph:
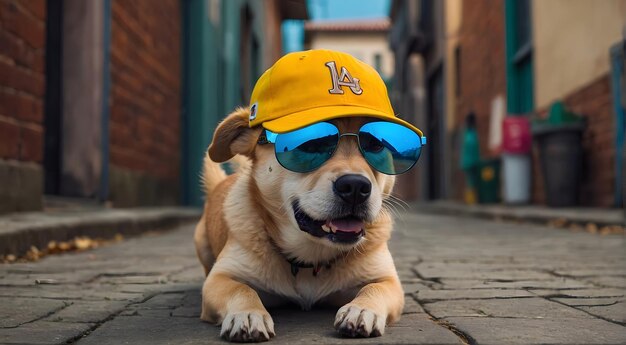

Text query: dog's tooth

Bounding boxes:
[321,224,331,233]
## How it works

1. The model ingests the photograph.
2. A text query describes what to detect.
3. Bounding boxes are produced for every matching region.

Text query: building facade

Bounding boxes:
[390,0,626,207]
[529,0,626,207]
[0,0,306,214]
[304,19,394,80]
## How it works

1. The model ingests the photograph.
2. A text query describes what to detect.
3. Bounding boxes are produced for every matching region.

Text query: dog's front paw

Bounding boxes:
[220,311,275,342]
[334,304,386,337]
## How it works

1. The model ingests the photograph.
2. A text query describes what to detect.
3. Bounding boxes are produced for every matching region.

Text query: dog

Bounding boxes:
[194,49,425,342]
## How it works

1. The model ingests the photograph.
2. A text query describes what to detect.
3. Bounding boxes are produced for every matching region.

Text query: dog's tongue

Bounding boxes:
[328,218,364,233]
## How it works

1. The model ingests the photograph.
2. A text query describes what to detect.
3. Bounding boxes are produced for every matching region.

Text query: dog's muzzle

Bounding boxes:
[292,200,365,244]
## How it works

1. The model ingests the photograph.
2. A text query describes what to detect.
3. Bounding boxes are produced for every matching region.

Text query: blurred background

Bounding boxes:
[0,0,625,213]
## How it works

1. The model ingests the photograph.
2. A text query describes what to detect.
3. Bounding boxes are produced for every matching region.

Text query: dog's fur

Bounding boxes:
[195,107,404,342]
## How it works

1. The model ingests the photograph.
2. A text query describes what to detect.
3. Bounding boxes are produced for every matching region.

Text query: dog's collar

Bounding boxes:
[267,236,343,277]
[287,257,336,277]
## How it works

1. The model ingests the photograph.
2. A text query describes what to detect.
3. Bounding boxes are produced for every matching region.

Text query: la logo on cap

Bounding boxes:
[325,61,363,95]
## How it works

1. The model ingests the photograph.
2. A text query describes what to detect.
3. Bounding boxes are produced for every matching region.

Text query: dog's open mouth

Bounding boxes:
[292,201,365,244]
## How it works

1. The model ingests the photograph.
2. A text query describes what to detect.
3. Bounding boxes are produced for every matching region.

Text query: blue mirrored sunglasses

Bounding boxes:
[257,121,427,175]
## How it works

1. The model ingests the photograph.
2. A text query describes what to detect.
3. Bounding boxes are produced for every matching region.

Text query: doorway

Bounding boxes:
[43,0,62,196]
[426,65,445,199]
[43,0,109,204]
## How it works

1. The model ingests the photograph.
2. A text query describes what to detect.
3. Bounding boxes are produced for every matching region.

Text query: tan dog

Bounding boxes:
[194,107,405,342]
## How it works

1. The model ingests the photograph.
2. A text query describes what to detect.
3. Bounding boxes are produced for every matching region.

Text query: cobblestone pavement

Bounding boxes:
[0,210,624,344]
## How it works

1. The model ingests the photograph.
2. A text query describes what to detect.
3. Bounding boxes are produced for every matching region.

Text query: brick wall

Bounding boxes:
[0,0,46,213]
[532,74,615,207]
[0,0,46,164]
[109,0,181,186]
[454,0,506,199]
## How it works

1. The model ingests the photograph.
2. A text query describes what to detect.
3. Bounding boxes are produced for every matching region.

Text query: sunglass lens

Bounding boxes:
[274,122,339,173]
[359,122,422,175]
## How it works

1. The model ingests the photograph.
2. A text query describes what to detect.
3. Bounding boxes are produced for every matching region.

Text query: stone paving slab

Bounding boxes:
[401,280,432,294]
[269,310,462,345]
[553,297,624,306]
[422,298,594,319]
[437,278,596,290]
[445,317,626,345]
[554,267,626,277]
[0,270,100,286]
[44,300,129,323]
[0,297,69,328]
[0,321,94,345]
[0,209,624,344]
[586,276,626,288]
[402,297,426,314]
[578,302,626,324]
[0,285,147,301]
[416,289,534,301]
[553,297,626,323]
[79,305,463,345]
[420,200,624,227]
[75,316,215,345]
[528,288,626,298]
[414,266,557,280]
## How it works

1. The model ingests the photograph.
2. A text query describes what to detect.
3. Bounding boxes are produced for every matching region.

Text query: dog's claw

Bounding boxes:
[335,305,385,338]
[221,311,275,342]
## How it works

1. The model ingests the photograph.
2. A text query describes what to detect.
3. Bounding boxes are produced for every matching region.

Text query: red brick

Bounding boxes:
[0,60,45,97]
[110,122,136,148]
[32,50,44,73]
[0,30,21,61]
[0,117,20,159]
[112,68,145,96]
[0,90,43,123]
[110,103,135,125]
[110,146,152,172]
[0,28,43,73]
[19,0,45,21]
[112,0,153,49]
[111,86,153,115]
[136,116,158,141]
[19,124,42,162]
[0,0,46,49]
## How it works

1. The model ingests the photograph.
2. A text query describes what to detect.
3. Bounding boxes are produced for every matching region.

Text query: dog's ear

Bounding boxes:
[208,107,263,162]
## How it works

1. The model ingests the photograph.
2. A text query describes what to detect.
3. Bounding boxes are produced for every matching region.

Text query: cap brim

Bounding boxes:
[260,105,423,137]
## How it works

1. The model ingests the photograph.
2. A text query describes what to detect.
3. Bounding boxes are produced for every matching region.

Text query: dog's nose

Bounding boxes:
[333,174,372,206]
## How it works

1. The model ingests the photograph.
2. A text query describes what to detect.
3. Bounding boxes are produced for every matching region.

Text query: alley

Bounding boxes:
[0,210,624,344]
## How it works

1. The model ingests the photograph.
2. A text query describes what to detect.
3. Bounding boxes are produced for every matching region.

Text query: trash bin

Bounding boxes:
[532,102,586,207]
[502,116,532,204]
[622,136,626,226]
[623,137,626,225]
[478,158,501,204]
[464,166,481,205]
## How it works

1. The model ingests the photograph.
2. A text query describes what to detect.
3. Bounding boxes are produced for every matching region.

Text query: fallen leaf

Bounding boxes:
[585,223,598,234]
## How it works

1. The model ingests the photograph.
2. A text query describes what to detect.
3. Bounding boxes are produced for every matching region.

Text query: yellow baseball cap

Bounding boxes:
[248,49,423,137]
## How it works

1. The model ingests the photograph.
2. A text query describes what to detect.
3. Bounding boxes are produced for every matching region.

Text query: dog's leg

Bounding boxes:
[193,215,214,276]
[201,272,275,342]
[334,276,404,337]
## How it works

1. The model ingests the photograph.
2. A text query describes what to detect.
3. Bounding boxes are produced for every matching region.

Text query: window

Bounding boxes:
[374,53,382,73]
